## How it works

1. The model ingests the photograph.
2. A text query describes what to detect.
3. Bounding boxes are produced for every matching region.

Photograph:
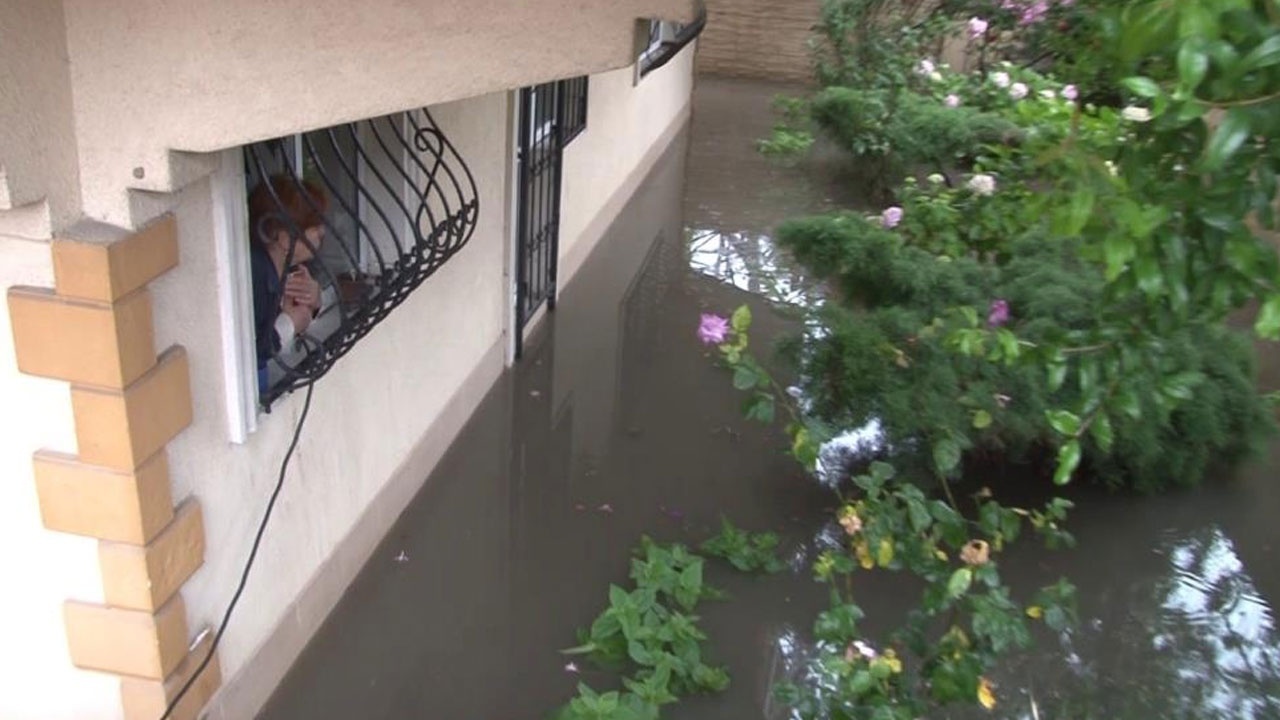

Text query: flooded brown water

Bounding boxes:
[259,78,1280,720]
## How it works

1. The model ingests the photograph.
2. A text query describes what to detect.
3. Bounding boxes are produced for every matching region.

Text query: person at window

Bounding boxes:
[247,175,327,393]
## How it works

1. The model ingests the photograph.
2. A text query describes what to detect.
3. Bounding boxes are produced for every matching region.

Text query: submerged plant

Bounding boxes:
[700,517,786,574]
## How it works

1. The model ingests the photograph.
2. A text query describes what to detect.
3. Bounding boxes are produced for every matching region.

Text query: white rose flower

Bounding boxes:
[1104,161,1118,177]
[927,173,946,184]
[1009,82,1029,100]
[991,71,1011,88]
[1121,106,1152,122]
[1040,89,1056,100]
[967,174,997,196]
[918,59,936,76]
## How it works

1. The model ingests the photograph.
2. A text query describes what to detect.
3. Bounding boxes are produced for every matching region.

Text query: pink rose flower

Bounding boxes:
[697,313,730,345]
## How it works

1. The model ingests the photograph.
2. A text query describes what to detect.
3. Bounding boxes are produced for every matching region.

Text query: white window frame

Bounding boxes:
[213,148,259,443]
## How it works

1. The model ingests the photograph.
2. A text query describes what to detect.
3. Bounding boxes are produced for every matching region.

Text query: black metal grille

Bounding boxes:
[244,108,479,408]
[514,82,567,359]
[561,76,589,145]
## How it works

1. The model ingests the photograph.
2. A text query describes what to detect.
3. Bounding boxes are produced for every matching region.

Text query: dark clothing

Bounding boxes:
[250,242,284,372]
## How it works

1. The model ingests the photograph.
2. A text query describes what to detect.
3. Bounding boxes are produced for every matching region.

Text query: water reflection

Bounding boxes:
[686,227,824,308]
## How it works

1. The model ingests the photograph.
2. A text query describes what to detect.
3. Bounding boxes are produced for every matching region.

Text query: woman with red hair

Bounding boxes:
[247,175,328,393]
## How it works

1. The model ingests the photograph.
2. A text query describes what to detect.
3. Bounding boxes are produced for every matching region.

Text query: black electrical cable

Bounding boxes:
[160,379,316,719]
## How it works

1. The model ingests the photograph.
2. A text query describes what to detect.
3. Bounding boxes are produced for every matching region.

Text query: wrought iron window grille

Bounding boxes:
[243,108,478,409]
[560,76,589,145]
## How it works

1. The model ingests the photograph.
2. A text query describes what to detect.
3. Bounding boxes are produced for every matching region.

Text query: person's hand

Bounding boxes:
[284,265,321,310]
[282,298,313,336]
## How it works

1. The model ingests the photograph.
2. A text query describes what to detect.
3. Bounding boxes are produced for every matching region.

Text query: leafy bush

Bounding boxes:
[776,214,1274,491]
[810,87,1019,179]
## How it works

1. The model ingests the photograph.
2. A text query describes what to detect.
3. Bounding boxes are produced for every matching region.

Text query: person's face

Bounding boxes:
[273,225,325,264]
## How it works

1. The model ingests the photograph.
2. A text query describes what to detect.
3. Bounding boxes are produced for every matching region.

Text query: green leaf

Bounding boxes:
[1090,412,1115,453]
[1256,294,1280,340]
[1240,34,1280,72]
[1104,235,1135,281]
[1122,76,1162,98]
[1116,386,1143,420]
[1203,108,1250,171]
[972,409,993,429]
[1161,371,1205,401]
[1045,410,1081,437]
[730,305,752,333]
[1053,441,1082,486]
[1135,253,1163,297]
[1177,41,1209,90]
[732,366,758,390]
[947,568,973,598]
[932,438,962,475]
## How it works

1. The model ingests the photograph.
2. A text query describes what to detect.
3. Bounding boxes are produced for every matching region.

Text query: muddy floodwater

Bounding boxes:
[260,78,1280,720]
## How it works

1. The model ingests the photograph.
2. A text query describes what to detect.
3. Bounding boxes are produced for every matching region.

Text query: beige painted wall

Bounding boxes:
[54,0,697,228]
[147,91,510,713]
[695,0,819,83]
[559,45,696,284]
[0,0,83,237]
[0,236,121,719]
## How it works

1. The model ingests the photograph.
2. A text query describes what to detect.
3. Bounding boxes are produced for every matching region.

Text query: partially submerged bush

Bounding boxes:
[778,215,1274,492]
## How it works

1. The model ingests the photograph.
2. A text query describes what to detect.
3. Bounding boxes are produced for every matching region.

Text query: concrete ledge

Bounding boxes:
[33,450,175,545]
[65,595,189,680]
[100,500,205,612]
[121,630,221,720]
[71,347,193,471]
[202,338,505,720]
[8,286,157,389]
[53,215,180,303]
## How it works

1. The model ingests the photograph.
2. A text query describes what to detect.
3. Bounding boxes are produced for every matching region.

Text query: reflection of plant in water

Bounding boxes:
[686,228,824,308]
[706,311,1079,718]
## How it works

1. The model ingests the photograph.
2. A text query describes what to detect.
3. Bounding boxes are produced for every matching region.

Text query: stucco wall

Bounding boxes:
[695,0,819,83]
[558,44,695,285]
[56,0,696,228]
[0,0,83,236]
[144,90,511,713]
[0,236,121,719]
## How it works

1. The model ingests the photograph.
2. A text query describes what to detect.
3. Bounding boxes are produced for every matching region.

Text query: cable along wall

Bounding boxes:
[243,108,479,407]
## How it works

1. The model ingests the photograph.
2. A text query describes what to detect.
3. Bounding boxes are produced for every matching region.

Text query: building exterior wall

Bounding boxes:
[1,3,698,717]
[559,45,696,285]
[0,236,120,720]
[694,0,819,83]
[57,0,695,228]
[0,0,83,237]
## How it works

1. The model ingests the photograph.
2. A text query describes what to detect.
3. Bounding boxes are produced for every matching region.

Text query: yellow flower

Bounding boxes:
[977,676,997,710]
[877,538,895,567]
[1025,605,1043,619]
[883,648,903,674]
[855,540,874,569]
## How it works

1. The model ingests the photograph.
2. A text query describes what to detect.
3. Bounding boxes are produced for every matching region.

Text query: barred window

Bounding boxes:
[241,109,479,408]
[560,76,589,145]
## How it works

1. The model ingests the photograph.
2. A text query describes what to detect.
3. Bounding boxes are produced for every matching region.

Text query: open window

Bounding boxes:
[636,8,707,80]
[221,108,479,423]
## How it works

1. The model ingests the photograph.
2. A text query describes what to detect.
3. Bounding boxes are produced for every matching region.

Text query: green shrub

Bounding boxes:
[810,87,1019,180]
[777,215,1274,492]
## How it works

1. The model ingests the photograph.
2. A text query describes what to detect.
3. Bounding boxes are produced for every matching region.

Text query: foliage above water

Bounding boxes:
[553,538,729,720]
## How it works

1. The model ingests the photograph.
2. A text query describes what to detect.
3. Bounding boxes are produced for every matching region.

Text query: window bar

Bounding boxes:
[244,108,478,407]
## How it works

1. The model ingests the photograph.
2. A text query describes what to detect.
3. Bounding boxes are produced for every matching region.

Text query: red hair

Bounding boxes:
[247,175,329,245]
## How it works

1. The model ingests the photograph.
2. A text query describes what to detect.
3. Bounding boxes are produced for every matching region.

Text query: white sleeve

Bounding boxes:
[273,312,297,349]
